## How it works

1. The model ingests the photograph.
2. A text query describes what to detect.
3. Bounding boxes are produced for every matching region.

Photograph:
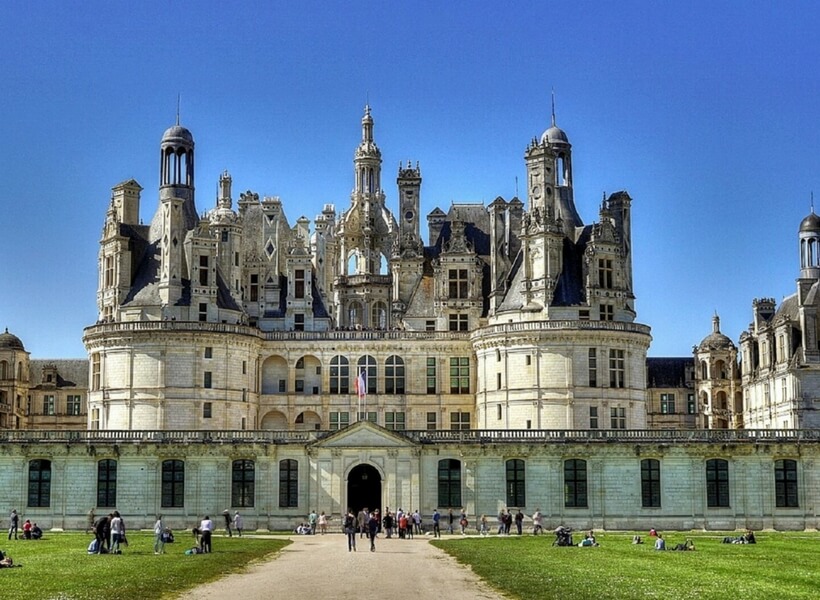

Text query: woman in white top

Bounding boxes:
[233,511,244,537]
[110,512,124,554]
[200,515,214,553]
[153,515,164,554]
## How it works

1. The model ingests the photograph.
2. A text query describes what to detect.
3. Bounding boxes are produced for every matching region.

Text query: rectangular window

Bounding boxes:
[448,313,469,331]
[357,411,377,423]
[688,394,696,414]
[449,357,470,394]
[600,304,614,321]
[294,313,305,331]
[242,360,247,375]
[506,459,526,507]
[610,407,626,429]
[497,373,502,390]
[330,411,350,431]
[67,395,82,416]
[775,459,799,508]
[104,255,114,287]
[660,393,675,414]
[641,459,661,508]
[438,459,462,508]
[450,411,470,430]
[91,353,101,391]
[706,458,730,508]
[589,406,598,429]
[203,402,212,418]
[425,320,436,331]
[204,372,212,389]
[161,460,185,508]
[97,459,117,508]
[598,258,613,289]
[579,309,590,321]
[427,412,437,430]
[204,347,213,359]
[28,459,51,508]
[385,411,406,431]
[43,395,54,416]
[295,379,304,392]
[426,358,437,394]
[294,269,305,298]
[199,302,208,322]
[232,459,255,508]
[250,274,259,302]
[90,408,100,430]
[221,229,229,242]
[497,404,502,420]
[609,349,625,388]
[278,379,286,393]
[199,255,209,286]
[564,459,587,508]
[279,459,298,508]
[525,355,531,366]
[234,251,240,267]
[588,348,597,387]
[448,268,468,299]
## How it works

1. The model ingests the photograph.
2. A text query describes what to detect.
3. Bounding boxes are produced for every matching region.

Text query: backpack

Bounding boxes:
[344,515,355,530]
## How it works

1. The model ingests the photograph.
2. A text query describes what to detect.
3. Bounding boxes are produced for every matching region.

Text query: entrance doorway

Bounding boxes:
[347,463,381,514]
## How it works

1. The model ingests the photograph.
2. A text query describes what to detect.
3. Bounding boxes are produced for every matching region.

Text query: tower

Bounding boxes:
[391,162,424,320]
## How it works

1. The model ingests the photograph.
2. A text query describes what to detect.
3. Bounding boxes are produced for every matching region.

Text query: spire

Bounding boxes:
[176,93,180,126]
[551,89,556,126]
[362,104,373,142]
[712,313,721,333]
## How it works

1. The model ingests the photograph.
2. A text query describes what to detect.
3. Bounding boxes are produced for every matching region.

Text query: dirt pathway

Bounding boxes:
[175,533,508,600]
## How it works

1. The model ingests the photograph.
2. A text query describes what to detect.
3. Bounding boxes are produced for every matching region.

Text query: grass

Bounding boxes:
[433,532,820,600]
[0,532,289,600]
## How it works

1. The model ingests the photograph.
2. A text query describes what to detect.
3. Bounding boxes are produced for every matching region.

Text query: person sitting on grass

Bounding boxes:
[22,520,31,540]
[0,549,17,568]
[672,539,695,551]
[30,523,43,540]
[654,533,666,550]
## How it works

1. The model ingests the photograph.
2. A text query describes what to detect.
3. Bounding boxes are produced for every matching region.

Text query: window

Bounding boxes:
[199,255,209,286]
[687,394,696,414]
[294,313,305,331]
[357,355,377,394]
[426,358,437,394]
[609,349,625,388]
[43,395,54,416]
[497,373,502,390]
[372,302,387,329]
[204,372,212,389]
[90,408,100,430]
[250,274,259,302]
[437,459,462,508]
[598,258,613,289]
[588,348,597,387]
[579,309,590,321]
[203,402,212,419]
[506,459,526,507]
[610,407,626,429]
[198,302,207,322]
[497,404,503,420]
[641,459,661,508]
[329,411,350,431]
[232,459,255,508]
[426,412,437,430]
[204,347,213,359]
[775,459,798,508]
[242,361,247,375]
[660,393,675,414]
[706,459,730,508]
[66,395,81,416]
[385,411,405,431]
[450,357,470,394]
[104,255,114,287]
[294,269,305,299]
[221,229,229,242]
[448,313,469,331]
[162,460,185,508]
[448,268,468,299]
[600,304,614,321]
[330,356,349,394]
[564,459,587,508]
[91,353,101,390]
[589,406,598,429]
[28,459,51,508]
[97,459,117,508]
[450,411,470,430]
[385,356,405,394]
[279,459,299,508]
[357,411,377,423]
[425,320,436,331]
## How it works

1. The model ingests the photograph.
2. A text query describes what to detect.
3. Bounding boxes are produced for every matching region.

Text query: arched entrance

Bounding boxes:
[347,464,381,514]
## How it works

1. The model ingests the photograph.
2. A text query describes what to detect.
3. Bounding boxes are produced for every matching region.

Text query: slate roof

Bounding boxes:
[29,359,89,388]
[646,357,693,388]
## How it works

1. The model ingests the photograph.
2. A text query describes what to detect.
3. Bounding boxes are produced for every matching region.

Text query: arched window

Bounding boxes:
[232,459,255,508]
[357,355,377,394]
[97,459,117,508]
[161,460,185,508]
[347,252,358,276]
[28,459,51,508]
[279,459,298,508]
[0,360,7,379]
[705,458,730,508]
[437,459,461,508]
[506,459,526,507]
[640,458,661,508]
[775,459,798,508]
[330,356,349,394]
[348,301,362,327]
[563,459,587,508]
[385,355,405,394]
[700,360,708,380]
[371,301,387,329]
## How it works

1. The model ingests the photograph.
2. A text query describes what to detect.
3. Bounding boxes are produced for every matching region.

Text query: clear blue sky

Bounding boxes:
[1,1,819,358]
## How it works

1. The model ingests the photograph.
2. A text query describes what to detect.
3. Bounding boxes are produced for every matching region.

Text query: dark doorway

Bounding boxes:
[347,463,381,514]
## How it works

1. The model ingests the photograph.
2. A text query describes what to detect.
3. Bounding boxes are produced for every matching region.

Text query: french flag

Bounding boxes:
[355,369,367,399]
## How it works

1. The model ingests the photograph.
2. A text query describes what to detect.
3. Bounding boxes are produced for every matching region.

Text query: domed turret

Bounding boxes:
[540,124,569,145]
[799,209,820,279]
[161,124,194,146]
[698,315,735,352]
[0,328,25,351]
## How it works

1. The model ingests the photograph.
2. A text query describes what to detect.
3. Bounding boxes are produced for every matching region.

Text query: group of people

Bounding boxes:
[221,510,244,537]
[648,529,696,551]
[7,510,42,540]
[89,510,126,554]
[343,507,380,552]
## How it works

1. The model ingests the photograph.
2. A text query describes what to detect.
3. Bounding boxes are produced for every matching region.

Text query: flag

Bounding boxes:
[356,369,367,399]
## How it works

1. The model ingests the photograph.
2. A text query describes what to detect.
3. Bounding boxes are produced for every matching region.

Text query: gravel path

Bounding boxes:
[175,533,509,600]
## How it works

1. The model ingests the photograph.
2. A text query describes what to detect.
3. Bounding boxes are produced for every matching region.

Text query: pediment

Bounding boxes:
[311,420,418,449]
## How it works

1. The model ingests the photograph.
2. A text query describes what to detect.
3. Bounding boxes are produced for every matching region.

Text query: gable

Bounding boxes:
[311,421,418,449]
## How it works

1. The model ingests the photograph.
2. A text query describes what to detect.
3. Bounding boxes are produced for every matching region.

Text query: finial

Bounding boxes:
[811,191,815,214]
[551,88,556,126]
[515,175,519,198]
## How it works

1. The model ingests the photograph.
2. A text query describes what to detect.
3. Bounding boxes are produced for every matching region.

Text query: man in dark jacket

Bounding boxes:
[94,515,110,554]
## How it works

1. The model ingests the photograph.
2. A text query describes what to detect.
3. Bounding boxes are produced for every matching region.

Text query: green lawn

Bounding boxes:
[433,532,820,600]
[0,532,289,600]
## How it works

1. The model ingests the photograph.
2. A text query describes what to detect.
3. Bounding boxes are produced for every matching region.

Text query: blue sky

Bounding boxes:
[1,1,819,358]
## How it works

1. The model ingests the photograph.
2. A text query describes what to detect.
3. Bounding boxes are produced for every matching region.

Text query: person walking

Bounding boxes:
[153,515,165,554]
[515,510,524,535]
[447,508,455,534]
[480,514,489,536]
[110,511,124,554]
[200,515,214,553]
[368,511,379,552]
[344,509,357,552]
[532,508,543,535]
[233,511,243,537]
[85,508,95,535]
[318,511,328,534]
[308,509,318,535]
[432,509,441,538]
[8,509,18,540]
[222,510,233,537]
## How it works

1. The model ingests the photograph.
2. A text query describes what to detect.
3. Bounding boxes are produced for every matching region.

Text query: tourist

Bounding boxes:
[654,533,665,551]
[368,511,378,551]
[22,519,31,540]
[459,510,468,535]
[503,511,513,535]
[357,508,367,538]
[413,509,422,534]
[398,512,408,539]
[497,509,506,535]
[86,508,95,534]
[153,515,165,554]
[514,510,524,535]
[344,509,356,552]
[222,510,233,537]
[30,523,42,540]
[406,512,414,539]
[308,509,318,535]
[447,508,455,534]
[94,514,110,553]
[480,514,489,536]
[233,511,243,537]
[8,509,18,540]
[318,511,328,534]
[432,509,441,538]
[532,508,543,535]
[200,515,214,553]
[110,512,124,553]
